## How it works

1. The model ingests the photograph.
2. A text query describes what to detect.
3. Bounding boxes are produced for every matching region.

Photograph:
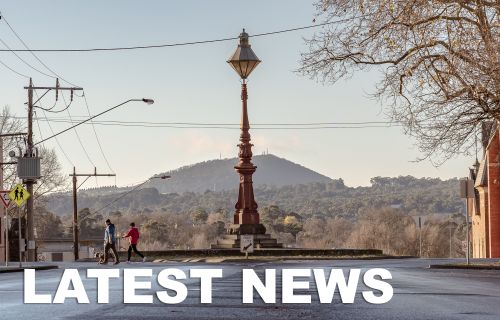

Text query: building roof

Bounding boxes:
[484,122,498,152]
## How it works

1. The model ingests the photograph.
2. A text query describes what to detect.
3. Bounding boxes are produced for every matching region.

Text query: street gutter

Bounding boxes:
[428,264,500,270]
[0,265,59,274]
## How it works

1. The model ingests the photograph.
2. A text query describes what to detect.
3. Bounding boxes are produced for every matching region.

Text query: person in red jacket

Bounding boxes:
[122,222,146,263]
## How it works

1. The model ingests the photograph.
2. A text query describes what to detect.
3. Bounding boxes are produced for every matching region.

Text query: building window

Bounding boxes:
[474,189,481,215]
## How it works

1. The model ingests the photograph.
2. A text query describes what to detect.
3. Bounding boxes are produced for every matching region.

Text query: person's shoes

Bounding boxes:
[126,261,131,264]
[142,257,147,263]
[99,261,108,265]
[114,261,120,265]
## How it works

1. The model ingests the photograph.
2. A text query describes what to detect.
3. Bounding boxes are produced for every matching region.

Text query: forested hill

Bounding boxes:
[46,175,462,219]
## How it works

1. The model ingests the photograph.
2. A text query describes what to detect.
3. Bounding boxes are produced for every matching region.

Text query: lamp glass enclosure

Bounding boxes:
[227,29,261,79]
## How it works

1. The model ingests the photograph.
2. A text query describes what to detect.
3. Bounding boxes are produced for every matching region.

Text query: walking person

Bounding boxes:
[122,222,146,263]
[101,219,120,265]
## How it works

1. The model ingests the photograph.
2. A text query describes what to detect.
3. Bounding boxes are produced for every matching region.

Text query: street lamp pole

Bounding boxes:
[227,29,266,235]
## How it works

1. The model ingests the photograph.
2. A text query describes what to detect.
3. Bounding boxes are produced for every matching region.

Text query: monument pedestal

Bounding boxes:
[211,231,282,249]
[211,224,282,249]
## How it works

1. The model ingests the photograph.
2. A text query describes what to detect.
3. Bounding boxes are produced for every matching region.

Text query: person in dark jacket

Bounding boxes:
[122,222,146,263]
[101,219,119,265]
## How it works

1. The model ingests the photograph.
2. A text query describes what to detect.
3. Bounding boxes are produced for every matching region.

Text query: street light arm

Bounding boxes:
[34,98,149,146]
[82,175,171,219]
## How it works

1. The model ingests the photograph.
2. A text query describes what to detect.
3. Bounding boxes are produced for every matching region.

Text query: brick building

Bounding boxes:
[469,123,500,258]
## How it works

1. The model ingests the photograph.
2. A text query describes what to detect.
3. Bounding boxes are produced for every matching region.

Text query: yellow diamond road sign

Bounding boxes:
[8,184,30,207]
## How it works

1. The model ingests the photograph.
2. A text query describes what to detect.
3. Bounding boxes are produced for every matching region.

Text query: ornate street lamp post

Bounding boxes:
[227,29,266,235]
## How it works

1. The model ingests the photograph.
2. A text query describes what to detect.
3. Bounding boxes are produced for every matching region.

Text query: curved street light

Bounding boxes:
[34,98,155,146]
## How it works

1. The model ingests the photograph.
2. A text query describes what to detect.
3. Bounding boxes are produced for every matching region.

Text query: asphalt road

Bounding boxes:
[1,258,500,320]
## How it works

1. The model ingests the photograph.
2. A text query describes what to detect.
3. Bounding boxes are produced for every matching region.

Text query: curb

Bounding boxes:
[151,255,413,263]
[428,264,500,270]
[0,265,59,274]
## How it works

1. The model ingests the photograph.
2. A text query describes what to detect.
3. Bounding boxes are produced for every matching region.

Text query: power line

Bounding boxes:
[33,89,75,166]
[33,111,45,144]
[0,17,364,53]
[0,13,79,86]
[61,91,96,167]
[0,57,30,78]
[28,117,403,130]
[8,113,405,129]
[18,116,400,126]
[81,90,115,173]
[0,36,55,78]
[36,102,61,113]
[92,179,151,215]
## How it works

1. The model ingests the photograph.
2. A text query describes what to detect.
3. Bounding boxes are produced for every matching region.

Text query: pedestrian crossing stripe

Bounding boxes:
[8,183,30,207]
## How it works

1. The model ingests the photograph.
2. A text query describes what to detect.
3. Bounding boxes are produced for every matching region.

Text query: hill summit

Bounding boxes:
[147,154,333,193]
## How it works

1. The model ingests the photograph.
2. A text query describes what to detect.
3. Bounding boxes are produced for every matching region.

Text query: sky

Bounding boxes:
[0,0,475,188]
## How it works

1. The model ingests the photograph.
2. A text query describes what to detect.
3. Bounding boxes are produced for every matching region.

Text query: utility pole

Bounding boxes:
[449,215,453,258]
[0,137,4,265]
[418,216,422,258]
[24,78,82,261]
[69,167,115,261]
[26,78,34,262]
[464,198,470,265]
[459,178,473,265]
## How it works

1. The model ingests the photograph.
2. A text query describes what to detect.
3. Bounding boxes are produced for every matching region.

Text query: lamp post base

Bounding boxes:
[210,224,283,249]
[211,233,283,249]
[228,223,266,235]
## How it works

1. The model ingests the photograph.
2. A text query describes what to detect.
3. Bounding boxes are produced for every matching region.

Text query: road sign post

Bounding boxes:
[8,184,30,267]
[4,215,9,266]
[17,207,21,268]
[0,191,10,266]
[240,235,254,259]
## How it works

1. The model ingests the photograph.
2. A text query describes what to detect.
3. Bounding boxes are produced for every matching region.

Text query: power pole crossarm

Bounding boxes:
[23,86,83,90]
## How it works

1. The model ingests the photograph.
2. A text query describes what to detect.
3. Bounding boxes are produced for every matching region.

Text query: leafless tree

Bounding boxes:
[0,106,67,195]
[1,106,68,219]
[0,107,24,185]
[300,0,499,162]
[34,147,68,198]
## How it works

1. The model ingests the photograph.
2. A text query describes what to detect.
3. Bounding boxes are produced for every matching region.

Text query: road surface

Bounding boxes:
[1,258,499,319]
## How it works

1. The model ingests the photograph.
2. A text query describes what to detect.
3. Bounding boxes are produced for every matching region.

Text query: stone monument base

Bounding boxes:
[211,224,283,249]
